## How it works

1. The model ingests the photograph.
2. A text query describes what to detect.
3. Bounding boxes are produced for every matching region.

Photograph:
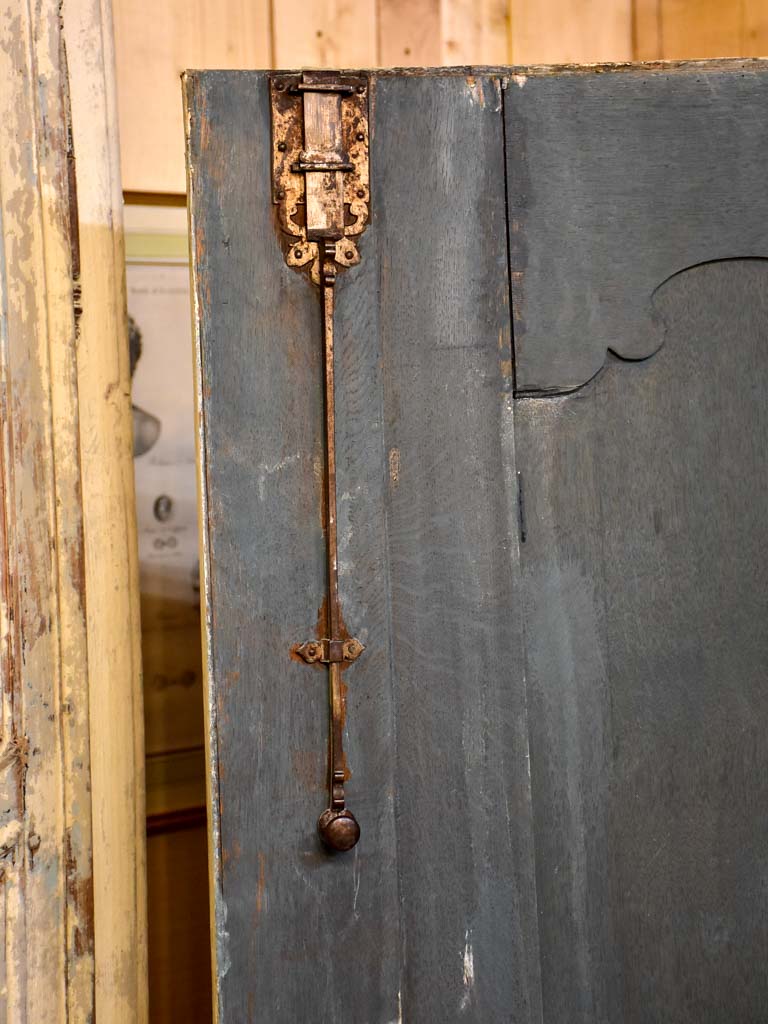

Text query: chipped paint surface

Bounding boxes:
[0,0,96,1018]
[388,447,400,486]
[384,987,403,1024]
[352,845,361,919]
[460,928,475,1011]
[65,0,148,1012]
[256,452,301,501]
[465,74,484,105]
[0,1,145,1021]
[184,70,227,1024]
[465,74,503,113]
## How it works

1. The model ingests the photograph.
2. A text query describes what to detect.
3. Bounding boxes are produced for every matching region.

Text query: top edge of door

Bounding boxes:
[182,58,768,83]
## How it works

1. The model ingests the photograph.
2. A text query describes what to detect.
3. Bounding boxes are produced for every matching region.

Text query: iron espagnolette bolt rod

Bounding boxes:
[270,70,371,852]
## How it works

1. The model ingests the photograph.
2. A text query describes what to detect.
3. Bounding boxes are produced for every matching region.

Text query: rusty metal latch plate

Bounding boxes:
[270,71,370,284]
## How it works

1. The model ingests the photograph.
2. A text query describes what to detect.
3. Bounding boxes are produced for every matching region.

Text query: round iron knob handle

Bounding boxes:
[318,807,360,852]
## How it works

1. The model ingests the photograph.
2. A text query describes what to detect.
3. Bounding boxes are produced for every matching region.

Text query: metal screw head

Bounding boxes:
[306,642,319,658]
[356,189,365,198]
[294,247,303,259]
[356,84,365,94]
[345,250,354,261]
[275,82,285,92]
[276,189,286,200]
[318,808,360,852]
[277,141,287,152]
[343,638,362,659]
[356,131,365,142]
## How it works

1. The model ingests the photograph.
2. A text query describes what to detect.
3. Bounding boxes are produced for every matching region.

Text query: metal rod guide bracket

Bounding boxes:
[296,637,365,665]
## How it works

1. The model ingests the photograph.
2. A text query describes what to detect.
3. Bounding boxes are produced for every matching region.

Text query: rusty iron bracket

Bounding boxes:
[271,70,370,285]
[296,637,365,665]
[270,71,371,852]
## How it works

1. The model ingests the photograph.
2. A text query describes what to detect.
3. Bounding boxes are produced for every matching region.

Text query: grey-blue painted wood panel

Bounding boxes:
[515,258,768,1023]
[187,60,768,1024]
[506,63,768,1022]
[505,60,768,394]
[186,69,540,1023]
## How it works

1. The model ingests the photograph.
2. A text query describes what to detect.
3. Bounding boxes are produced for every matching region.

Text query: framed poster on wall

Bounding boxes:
[125,199,198,605]
[124,197,206,793]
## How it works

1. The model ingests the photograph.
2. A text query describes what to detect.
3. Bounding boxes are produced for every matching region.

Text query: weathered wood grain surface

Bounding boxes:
[506,61,768,394]
[187,69,540,1022]
[188,63,768,1024]
[0,2,147,1020]
[515,257,768,1022]
[0,5,93,1017]
[186,71,402,1023]
[63,0,149,1017]
[372,75,541,1022]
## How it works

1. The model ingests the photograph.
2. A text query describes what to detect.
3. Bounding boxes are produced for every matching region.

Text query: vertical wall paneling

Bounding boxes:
[113,0,272,193]
[441,0,510,64]
[634,0,768,60]
[112,0,768,193]
[632,0,663,61]
[379,0,442,65]
[270,0,379,69]
[509,0,633,63]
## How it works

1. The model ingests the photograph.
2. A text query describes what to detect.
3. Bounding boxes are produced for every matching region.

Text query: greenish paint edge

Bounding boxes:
[125,232,188,260]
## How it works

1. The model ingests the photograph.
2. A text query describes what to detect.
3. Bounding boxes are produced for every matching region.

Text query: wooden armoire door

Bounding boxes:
[185,61,768,1023]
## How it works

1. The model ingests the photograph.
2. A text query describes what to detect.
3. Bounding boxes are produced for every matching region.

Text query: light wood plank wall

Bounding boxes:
[113,0,768,194]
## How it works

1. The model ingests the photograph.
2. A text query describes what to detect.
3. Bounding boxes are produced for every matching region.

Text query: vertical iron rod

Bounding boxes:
[316,241,360,850]
[321,246,345,810]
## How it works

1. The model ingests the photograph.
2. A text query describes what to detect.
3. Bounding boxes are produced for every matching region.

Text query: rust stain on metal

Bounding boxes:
[335,674,351,782]
[270,71,370,284]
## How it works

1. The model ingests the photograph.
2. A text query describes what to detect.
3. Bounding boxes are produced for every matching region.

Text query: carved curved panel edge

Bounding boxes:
[514,254,768,399]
